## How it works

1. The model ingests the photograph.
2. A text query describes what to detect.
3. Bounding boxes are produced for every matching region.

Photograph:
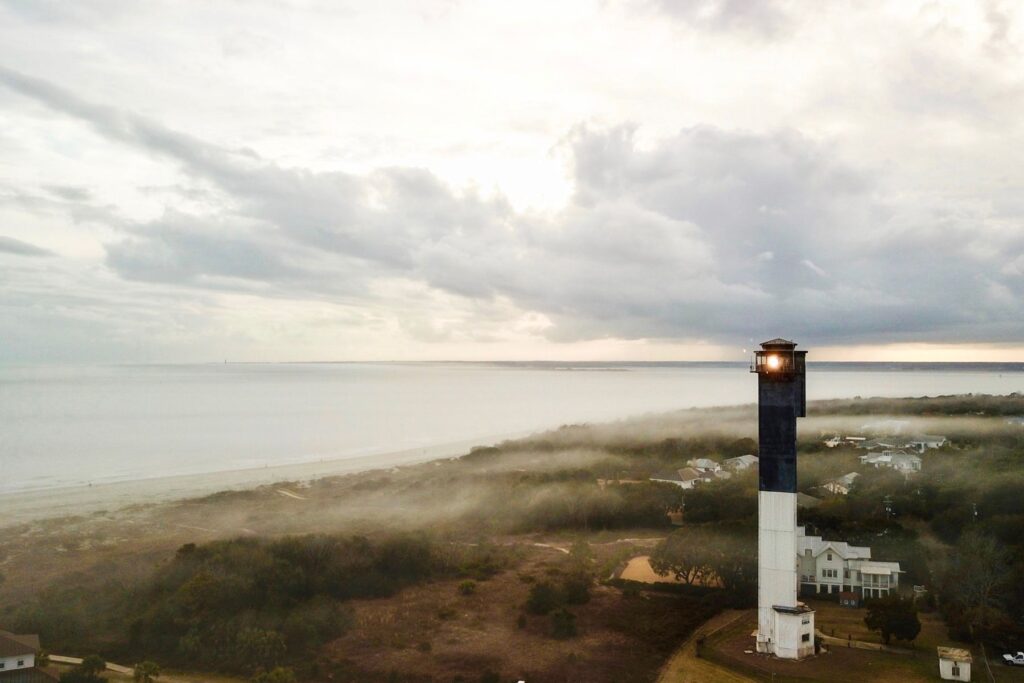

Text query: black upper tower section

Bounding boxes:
[751,338,807,494]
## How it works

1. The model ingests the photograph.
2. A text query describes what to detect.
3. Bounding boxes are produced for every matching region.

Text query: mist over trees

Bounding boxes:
[7,394,1024,677]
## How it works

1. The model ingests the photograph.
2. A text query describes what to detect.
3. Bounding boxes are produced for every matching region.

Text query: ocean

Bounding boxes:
[1,361,1022,494]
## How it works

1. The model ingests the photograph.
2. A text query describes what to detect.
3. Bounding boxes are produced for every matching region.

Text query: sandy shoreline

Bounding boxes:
[0,432,524,527]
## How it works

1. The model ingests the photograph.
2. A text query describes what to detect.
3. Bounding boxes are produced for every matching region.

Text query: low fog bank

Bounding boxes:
[4,393,1024,678]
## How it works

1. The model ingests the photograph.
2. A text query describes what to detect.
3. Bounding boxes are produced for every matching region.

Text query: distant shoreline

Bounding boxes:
[0,432,525,527]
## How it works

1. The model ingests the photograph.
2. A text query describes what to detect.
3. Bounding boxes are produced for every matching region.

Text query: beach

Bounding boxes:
[0,433,519,528]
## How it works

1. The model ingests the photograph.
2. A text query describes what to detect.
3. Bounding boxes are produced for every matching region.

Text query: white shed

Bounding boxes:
[937,646,971,681]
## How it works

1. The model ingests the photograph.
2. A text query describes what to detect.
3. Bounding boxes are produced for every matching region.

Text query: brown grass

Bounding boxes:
[322,544,719,682]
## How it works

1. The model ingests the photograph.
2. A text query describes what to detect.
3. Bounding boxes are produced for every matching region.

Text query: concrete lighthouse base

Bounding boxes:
[756,490,814,659]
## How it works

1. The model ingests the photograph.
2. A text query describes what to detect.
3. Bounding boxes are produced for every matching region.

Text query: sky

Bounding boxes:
[1,0,1023,363]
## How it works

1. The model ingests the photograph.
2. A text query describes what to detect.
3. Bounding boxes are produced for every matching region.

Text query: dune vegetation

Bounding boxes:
[2,394,1024,681]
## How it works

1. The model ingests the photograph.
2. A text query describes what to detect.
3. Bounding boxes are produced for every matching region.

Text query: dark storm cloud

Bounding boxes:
[0,235,53,256]
[3,66,1024,348]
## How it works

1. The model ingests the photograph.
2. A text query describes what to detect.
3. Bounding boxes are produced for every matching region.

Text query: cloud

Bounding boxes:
[2,65,1024,354]
[0,235,53,257]
[643,0,794,38]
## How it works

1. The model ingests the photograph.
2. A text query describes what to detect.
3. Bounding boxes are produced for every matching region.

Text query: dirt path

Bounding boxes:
[656,610,755,683]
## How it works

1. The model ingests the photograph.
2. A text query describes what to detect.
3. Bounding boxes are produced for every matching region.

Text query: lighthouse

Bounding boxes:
[752,338,815,659]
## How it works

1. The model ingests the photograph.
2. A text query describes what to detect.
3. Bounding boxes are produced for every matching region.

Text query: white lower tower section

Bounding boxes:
[756,490,814,658]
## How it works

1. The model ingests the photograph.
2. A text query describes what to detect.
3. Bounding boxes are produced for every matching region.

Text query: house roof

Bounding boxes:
[0,630,40,657]
[676,467,702,482]
[937,646,972,663]
[725,454,758,466]
[772,603,813,615]
[796,492,821,508]
[650,470,684,482]
[797,527,871,560]
[688,458,719,469]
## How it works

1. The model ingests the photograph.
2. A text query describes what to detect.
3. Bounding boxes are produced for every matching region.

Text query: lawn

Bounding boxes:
[699,605,1024,683]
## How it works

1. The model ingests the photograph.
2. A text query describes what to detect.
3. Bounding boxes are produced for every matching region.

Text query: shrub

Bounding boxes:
[561,572,591,605]
[526,582,560,615]
[458,580,477,596]
[551,608,577,639]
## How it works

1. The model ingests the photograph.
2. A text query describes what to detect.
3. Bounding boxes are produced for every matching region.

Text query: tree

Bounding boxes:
[59,655,106,683]
[561,571,591,605]
[649,528,714,585]
[235,628,287,669]
[935,530,1012,640]
[864,595,921,645]
[550,608,577,639]
[134,661,162,682]
[79,656,106,677]
[526,582,560,615]
[650,524,757,604]
[568,539,594,569]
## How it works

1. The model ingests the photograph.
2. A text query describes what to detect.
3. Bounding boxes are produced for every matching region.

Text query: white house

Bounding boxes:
[0,630,39,674]
[823,435,842,448]
[859,450,922,474]
[937,646,972,681]
[797,527,902,598]
[686,458,721,473]
[823,472,859,495]
[724,454,758,471]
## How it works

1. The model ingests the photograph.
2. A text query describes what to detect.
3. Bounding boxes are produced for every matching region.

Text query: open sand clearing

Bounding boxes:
[620,555,685,584]
[0,432,523,527]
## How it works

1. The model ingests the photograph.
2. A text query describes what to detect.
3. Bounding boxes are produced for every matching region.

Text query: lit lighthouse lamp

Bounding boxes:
[751,338,815,659]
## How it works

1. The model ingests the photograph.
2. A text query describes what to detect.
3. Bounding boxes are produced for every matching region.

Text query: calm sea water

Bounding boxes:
[1,362,1022,494]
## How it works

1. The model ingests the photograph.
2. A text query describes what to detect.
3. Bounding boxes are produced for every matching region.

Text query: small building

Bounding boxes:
[0,630,57,681]
[823,435,842,448]
[937,646,972,681]
[838,591,861,608]
[724,454,758,471]
[770,604,816,660]
[823,472,859,495]
[686,458,721,473]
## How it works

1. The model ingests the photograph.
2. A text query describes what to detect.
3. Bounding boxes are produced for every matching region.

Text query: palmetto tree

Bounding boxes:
[133,661,161,683]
